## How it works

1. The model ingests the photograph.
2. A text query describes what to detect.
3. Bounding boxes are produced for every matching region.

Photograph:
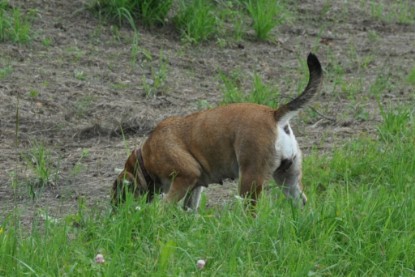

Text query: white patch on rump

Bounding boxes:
[275,123,299,159]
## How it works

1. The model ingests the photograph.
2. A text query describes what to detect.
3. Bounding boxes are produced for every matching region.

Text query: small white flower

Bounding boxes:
[234,195,244,201]
[196,259,206,269]
[95,254,105,264]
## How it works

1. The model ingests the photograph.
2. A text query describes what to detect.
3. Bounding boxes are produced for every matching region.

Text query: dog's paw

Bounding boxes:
[300,192,307,206]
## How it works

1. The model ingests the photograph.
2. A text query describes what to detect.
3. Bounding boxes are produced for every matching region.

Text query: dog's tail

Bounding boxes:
[274,53,323,125]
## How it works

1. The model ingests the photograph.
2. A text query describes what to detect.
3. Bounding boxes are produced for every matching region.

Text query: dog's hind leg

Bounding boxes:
[183,186,204,211]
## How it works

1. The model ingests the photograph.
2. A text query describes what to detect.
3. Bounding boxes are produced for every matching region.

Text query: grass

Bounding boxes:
[91,0,172,27]
[19,143,58,200]
[2,57,415,274]
[90,0,289,44]
[75,95,94,118]
[377,106,412,142]
[142,51,168,97]
[174,0,217,43]
[0,64,12,79]
[407,65,415,85]
[245,0,286,40]
[0,1,31,43]
[216,1,246,42]
[70,149,90,177]
[363,0,415,24]
[1,109,414,275]
[73,69,86,81]
[370,73,393,97]
[220,71,279,108]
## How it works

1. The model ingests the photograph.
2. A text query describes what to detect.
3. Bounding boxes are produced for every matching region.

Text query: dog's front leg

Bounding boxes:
[183,186,204,211]
[164,175,198,205]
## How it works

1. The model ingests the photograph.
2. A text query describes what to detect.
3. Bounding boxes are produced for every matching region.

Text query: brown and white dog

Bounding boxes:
[112,53,323,210]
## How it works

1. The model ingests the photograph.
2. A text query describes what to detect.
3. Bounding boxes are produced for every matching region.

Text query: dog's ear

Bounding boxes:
[111,171,137,205]
[275,53,323,125]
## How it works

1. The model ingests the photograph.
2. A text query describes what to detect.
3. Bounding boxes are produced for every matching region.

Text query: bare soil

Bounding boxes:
[1,0,414,223]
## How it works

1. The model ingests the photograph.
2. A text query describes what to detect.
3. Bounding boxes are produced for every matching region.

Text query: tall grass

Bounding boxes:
[174,0,217,43]
[1,108,414,276]
[91,0,172,26]
[0,2,31,43]
[24,143,54,188]
[91,0,291,44]
[364,0,415,24]
[246,0,286,40]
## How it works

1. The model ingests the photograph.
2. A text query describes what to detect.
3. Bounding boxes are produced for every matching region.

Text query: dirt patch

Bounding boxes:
[1,0,414,223]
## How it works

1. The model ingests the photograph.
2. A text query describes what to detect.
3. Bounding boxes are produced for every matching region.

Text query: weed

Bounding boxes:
[75,95,94,118]
[407,66,415,86]
[74,69,86,80]
[109,24,121,41]
[65,46,86,61]
[216,37,227,48]
[0,64,12,79]
[367,30,380,43]
[41,37,52,46]
[111,82,129,90]
[359,55,374,70]
[369,1,384,20]
[105,7,142,66]
[340,77,363,100]
[216,1,246,42]
[248,73,278,108]
[370,73,392,97]
[366,0,415,24]
[346,42,372,73]
[377,106,412,142]
[246,0,286,40]
[319,0,332,18]
[197,99,212,110]
[24,143,55,188]
[70,149,90,176]
[130,32,140,64]
[220,71,245,104]
[220,72,278,108]
[140,47,153,61]
[326,50,345,76]
[138,0,172,26]
[91,0,172,27]
[13,94,19,148]
[143,52,168,97]
[353,104,369,122]
[28,89,39,98]
[174,0,217,44]
[0,3,31,43]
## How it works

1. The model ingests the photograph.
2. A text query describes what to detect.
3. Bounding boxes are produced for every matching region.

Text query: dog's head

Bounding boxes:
[274,153,307,206]
[111,149,150,205]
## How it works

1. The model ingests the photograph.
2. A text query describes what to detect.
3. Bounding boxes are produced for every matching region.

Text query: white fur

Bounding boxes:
[277,111,298,127]
[275,123,299,159]
[185,186,204,210]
